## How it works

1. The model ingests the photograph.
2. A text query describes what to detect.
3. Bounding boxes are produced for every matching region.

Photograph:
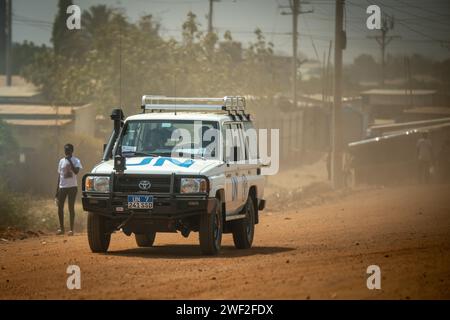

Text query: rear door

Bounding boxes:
[223,122,247,214]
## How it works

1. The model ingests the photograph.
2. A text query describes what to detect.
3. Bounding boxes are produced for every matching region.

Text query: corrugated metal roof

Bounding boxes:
[361,89,436,96]
[370,117,450,130]
[4,119,73,126]
[0,86,38,98]
[349,121,450,147]
[0,105,75,115]
[404,107,450,115]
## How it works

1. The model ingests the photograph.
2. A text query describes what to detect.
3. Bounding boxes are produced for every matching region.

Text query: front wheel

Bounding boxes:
[87,212,111,253]
[199,198,223,255]
[135,232,156,247]
[232,196,255,249]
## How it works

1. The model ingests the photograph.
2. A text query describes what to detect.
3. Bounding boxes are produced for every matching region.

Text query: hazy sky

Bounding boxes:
[11,0,450,63]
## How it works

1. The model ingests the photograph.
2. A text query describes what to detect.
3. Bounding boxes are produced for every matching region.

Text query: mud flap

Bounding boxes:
[206,198,218,215]
[258,199,266,211]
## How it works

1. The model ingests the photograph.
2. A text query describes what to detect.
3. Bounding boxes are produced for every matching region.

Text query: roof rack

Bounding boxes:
[141,95,247,115]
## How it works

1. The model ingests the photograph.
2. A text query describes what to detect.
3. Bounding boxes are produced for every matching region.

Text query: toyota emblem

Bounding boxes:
[138,180,151,190]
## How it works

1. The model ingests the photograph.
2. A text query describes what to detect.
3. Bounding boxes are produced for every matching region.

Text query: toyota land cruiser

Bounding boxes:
[82,96,266,255]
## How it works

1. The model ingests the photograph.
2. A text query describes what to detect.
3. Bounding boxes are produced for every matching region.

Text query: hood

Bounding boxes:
[91,156,223,175]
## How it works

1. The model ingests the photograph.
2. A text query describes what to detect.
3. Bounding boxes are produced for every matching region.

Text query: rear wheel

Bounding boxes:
[135,232,156,247]
[87,212,111,253]
[199,198,223,255]
[232,196,255,249]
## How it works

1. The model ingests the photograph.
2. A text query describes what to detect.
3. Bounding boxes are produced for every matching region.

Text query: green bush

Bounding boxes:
[0,186,86,232]
[0,186,30,229]
[0,119,19,186]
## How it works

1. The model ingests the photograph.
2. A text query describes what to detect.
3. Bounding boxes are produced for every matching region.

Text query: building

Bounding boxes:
[361,89,437,121]
[0,80,95,162]
[0,79,99,195]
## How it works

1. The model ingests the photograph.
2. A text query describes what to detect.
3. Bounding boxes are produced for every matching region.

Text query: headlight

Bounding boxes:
[85,176,110,193]
[180,178,207,193]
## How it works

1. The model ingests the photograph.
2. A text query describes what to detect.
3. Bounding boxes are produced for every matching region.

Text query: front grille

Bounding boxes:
[114,175,171,193]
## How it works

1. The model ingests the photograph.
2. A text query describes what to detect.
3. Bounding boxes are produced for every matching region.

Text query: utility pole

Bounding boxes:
[325,40,332,104]
[331,0,345,189]
[5,0,12,86]
[404,56,413,106]
[367,15,399,87]
[0,0,6,77]
[291,0,299,108]
[280,0,312,108]
[207,0,220,34]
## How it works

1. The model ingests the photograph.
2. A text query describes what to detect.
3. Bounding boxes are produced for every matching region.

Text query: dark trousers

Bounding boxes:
[57,187,77,231]
[418,160,431,184]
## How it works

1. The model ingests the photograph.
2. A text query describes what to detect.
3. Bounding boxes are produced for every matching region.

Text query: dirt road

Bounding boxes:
[1,184,449,299]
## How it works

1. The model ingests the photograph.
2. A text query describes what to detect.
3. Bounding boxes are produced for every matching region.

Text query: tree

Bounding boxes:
[351,54,378,82]
[23,6,292,113]
[0,120,19,184]
[51,0,81,58]
[12,41,49,74]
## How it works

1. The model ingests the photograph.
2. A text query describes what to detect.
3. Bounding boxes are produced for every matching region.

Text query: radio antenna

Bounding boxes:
[119,20,122,108]
[174,74,177,115]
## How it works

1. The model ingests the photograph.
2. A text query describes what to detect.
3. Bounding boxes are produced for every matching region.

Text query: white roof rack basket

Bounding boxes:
[141,95,246,114]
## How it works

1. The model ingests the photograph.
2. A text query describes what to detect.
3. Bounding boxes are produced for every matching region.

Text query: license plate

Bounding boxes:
[127,195,153,209]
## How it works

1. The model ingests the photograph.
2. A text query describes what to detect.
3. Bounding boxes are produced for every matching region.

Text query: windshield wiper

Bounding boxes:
[123,151,159,157]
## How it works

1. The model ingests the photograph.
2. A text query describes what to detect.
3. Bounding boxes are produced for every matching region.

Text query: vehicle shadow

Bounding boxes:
[106,244,295,259]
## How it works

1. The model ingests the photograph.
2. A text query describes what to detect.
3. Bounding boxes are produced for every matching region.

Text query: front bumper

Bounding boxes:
[82,194,216,219]
[82,172,214,220]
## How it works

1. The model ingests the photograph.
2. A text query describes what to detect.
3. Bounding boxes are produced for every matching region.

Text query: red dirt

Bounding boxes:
[0,184,449,299]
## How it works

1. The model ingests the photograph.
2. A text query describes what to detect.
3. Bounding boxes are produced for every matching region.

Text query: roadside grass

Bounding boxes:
[0,188,87,239]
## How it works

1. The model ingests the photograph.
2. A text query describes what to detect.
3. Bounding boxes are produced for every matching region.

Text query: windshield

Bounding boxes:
[118,120,219,159]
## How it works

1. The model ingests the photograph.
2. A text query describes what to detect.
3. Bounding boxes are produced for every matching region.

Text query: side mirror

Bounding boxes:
[114,154,126,173]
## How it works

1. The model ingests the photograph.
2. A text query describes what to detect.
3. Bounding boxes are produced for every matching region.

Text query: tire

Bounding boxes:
[199,198,223,255]
[232,196,255,249]
[87,212,111,253]
[135,232,156,247]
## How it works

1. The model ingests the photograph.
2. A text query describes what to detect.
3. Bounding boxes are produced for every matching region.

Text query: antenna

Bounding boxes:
[174,74,177,115]
[119,19,122,108]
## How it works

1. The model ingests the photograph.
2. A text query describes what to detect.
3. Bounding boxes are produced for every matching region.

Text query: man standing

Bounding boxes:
[437,139,450,183]
[416,132,433,184]
[56,144,82,235]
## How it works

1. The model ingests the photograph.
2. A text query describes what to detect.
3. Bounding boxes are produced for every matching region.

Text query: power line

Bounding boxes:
[12,13,53,26]
[384,0,450,19]
[302,15,320,61]
[363,0,449,50]
[365,0,450,28]
[367,15,400,87]
[279,0,313,108]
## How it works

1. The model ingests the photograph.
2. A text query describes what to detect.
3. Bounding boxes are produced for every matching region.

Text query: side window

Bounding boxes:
[121,122,140,153]
[236,123,248,161]
[223,123,232,162]
[223,123,245,162]
[243,121,258,161]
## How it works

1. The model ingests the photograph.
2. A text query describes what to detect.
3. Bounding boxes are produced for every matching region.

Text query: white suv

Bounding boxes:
[82,96,266,255]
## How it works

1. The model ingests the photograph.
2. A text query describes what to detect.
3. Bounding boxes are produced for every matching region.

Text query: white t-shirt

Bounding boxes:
[58,156,83,188]
[416,138,433,162]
